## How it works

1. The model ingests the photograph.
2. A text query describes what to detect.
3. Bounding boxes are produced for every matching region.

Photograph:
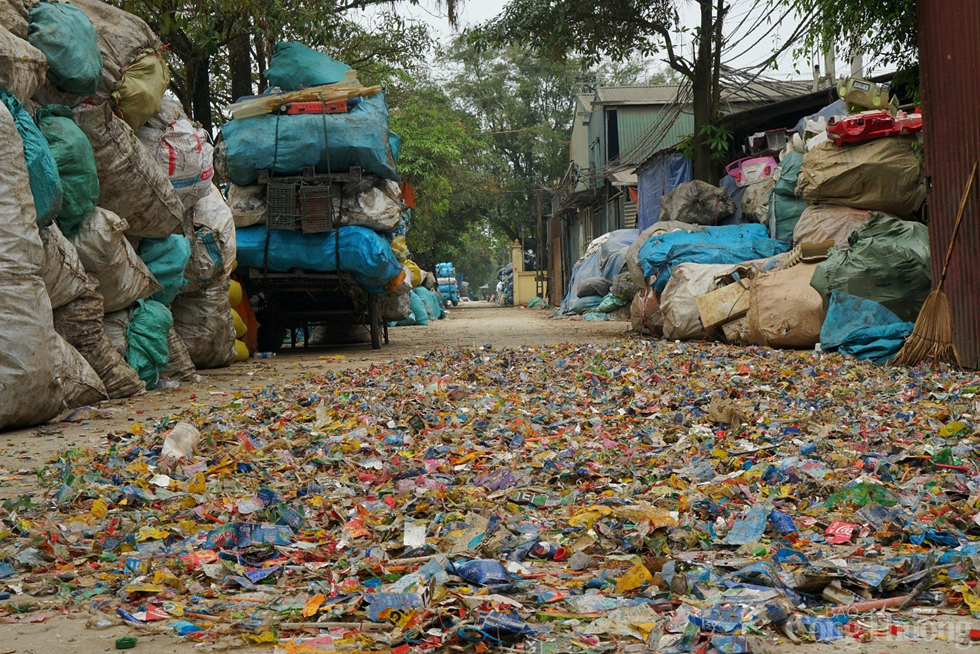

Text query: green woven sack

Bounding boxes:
[36,105,98,236]
[125,299,172,389]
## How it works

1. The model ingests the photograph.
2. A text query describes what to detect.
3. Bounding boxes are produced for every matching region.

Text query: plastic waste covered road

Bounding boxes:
[3,340,980,652]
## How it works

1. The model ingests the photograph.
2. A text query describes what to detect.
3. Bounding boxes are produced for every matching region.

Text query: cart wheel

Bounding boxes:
[370,301,382,350]
[257,320,287,354]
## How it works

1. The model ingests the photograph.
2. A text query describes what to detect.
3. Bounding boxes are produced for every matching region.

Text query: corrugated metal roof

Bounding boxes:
[594,85,680,105]
[918,0,980,369]
[593,81,813,107]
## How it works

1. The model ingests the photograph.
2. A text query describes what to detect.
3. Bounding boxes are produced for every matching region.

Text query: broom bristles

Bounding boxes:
[891,289,961,367]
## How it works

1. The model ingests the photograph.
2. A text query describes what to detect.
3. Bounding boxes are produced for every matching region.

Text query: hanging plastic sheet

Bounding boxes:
[636,152,691,230]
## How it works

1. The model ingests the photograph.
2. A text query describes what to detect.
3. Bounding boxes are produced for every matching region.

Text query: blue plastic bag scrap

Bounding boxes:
[451,559,511,587]
[722,506,768,545]
[689,605,743,633]
[364,592,425,622]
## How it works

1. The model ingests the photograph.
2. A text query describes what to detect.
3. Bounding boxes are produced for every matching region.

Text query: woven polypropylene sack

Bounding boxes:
[793,204,872,248]
[54,333,107,408]
[36,104,99,234]
[52,280,144,399]
[73,102,184,237]
[111,49,168,130]
[139,234,189,305]
[0,0,28,38]
[137,99,214,208]
[1,90,62,226]
[162,324,196,382]
[747,263,826,348]
[170,279,236,369]
[125,299,171,389]
[39,224,89,309]
[183,184,236,292]
[27,0,103,95]
[0,25,46,103]
[0,100,63,429]
[64,0,161,99]
[227,183,266,227]
[69,207,162,312]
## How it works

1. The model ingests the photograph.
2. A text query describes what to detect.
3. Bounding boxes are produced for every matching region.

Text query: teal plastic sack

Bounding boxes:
[769,151,808,240]
[820,291,913,364]
[236,225,403,294]
[572,295,603,314]
[36,105,99,236]
[595,293,627,313]
[415,287,445,320]
[139,235,190,305]
[125,299,172,390]
[27,1,103,95]
[0,91,62,226]
[394,290,428,327]
[221,91,399,185]
[811,214,931,322]
[261,42,351,92]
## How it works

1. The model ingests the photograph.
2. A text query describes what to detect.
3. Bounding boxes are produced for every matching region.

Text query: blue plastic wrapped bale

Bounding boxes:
[652,237,790,294]
[436,262,455,277]
[125,299,172,390]
[560,229,638,314]
[768,151,808,240]
[27,1,103,96]
[638,223,787,292]
[138,235,190,305]
[820,291,914,364]
[0,91,62,226]
[221,91,399,185]
[261,42,351,92]
[236,225,403,294]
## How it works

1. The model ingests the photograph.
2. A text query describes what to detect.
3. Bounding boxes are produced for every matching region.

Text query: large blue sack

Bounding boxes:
[0,91,62,226]
[262,42,351,92]
[639,223,786,288]
[820,291,914,364]
[236,225,403,294]
[415,287,445,320]
[27,1,103,96]
[139,235,190,305]
[221,91,399,185]
[561,229,638,314]
[651,238,790,294]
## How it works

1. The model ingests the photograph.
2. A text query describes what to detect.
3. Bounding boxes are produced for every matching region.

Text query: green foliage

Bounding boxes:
[677,124,733,162]
[782,0,918,74]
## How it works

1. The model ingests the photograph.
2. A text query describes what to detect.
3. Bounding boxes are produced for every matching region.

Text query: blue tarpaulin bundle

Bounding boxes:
[221,91,399,185]
[820,291,913,364]
[236,225,402,294]
[261,42,351,92]
[638,223,790,294]
[560,229,638,314]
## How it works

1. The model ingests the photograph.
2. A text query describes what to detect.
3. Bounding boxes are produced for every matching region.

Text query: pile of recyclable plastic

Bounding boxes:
[3,340,979,651]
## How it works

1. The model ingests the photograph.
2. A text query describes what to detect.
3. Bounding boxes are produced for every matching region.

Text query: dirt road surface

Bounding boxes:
[0,303,972,653]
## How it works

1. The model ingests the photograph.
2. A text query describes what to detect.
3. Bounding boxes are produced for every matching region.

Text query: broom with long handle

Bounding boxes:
[892,160,977,367]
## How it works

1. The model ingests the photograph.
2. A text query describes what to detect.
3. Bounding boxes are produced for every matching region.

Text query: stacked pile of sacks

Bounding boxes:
[0,0,237,431]
[384,237,447,327]
[627,106,929,361]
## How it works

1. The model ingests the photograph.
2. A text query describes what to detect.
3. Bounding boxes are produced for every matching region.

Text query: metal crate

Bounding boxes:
[266,180,341,233]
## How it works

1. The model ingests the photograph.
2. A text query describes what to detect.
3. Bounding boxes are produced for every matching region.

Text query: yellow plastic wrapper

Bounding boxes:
[405,260,423,288]
[229,279,243,307]
[232,309,247,339]
[235,339,250,362]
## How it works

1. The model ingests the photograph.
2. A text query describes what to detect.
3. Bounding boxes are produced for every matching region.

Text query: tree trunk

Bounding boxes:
[188,55,213,132]
[229,31,252,102]
[256,36,268,93]
[691,0,715,182]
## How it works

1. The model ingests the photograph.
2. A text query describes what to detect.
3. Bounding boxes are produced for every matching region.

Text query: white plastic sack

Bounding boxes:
[162,324,196,382]
[793,204,873,248]
[746,263,826,348]
[0,101,63,429]
[73,103,184,236]
[170,279,236,370]
[740,177,775,224]
[39,224,89,309]
[54,333,107,408]
[661,263,736,341]
[102,307,131,357]
[341,176,404,232]
[0,26,46,104]
[183,184,236,292]
[383,292,412,322]
[227,183,267,227]
[69,207,162,312]
[0,0,28,39]
[137,99,214,208]
[437,277,457,286]
[53,279,145,399]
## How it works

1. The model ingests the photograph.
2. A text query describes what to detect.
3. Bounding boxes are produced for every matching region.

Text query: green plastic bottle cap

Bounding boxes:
[116,636,137,649]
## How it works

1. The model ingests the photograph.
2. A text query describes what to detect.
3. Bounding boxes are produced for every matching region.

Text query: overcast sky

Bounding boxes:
[357,0,886,83]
